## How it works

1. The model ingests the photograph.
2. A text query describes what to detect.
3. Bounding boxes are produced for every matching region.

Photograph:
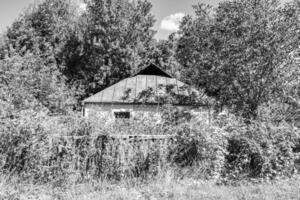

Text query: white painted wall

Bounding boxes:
[83,103,210,123]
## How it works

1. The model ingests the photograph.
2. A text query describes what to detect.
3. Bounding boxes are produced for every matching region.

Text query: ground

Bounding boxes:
[2,176,300,200]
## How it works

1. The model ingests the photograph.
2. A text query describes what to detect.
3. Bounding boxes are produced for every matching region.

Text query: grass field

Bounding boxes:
[1,175,300,200]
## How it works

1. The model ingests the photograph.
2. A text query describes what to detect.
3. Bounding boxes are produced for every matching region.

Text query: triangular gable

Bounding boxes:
[133,63,172,78]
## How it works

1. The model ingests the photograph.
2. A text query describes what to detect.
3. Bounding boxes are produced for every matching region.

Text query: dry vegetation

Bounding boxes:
[1,174,300,200]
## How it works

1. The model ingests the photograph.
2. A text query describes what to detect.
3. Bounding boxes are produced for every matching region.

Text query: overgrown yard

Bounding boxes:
[1,112,300,199]
[1,175,300,200]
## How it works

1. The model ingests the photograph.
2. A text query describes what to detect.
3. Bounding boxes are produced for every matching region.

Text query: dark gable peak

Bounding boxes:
[133,63,172,78]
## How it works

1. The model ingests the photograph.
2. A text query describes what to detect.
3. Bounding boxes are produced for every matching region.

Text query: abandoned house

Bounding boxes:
[82,64,210,120]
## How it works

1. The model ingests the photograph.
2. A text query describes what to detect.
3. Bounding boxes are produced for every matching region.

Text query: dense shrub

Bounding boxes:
[223,121,299,181]
[0,113,94,181]
[225,136,264,180]
[169,122,227,179]
[167,110,300,182]
[1,108,300,183]
[0,112,170,181]
[161,105,193,126]
[0,111,51,180]
[247,122,298,178]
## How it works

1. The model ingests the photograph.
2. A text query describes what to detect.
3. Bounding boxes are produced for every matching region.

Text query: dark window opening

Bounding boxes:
[114,111,130,119]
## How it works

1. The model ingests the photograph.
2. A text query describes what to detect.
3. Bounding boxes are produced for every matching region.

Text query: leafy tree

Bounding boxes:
[0,49,76,118]
[1,0,158,111]
[4,0,80,56]
[143,34,182,78]
[258,50,300,125]
[1,0,81,112]
[73,0,156,97]
[176,0,300,119]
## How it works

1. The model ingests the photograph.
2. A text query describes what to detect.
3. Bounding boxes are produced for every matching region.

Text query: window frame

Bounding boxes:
[112,109,132,120]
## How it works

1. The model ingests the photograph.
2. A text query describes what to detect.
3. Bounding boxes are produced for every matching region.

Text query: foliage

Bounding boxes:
[169,121,227,179]
[144,34,182,78]
[1,0,81,112]
[1,107,300,184]
[176,0,300,119]
[0,112,51,180]
[0,113,172,181]
[223,120,299,182]
[0,50,75,117]
[68,0,157,97]
[129,82,214,107]
[1,0,158,107]
[161,105,193,126]
[225,136,264,180]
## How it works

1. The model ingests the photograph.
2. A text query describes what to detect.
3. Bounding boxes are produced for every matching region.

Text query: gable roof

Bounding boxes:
[83,64,203,105]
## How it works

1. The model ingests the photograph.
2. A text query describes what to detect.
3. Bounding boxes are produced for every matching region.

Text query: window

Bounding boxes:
[114,111,130,119]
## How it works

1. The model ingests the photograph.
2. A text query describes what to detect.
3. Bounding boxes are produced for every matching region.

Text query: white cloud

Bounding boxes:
[79,2,86,10]
[78,2,87,11]
[160,13,185,32]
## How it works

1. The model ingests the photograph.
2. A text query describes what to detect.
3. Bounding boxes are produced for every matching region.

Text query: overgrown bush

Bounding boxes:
[225,136,264,180]
[0,112,171,182]
[166,109,300,182]
[169,122,227,179]
[247,122,298,178]
[223,121,299,182]
[1,107,300,184]
[0,111,51,180]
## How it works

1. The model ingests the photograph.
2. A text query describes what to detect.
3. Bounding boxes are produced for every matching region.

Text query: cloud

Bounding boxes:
[78,2,87,11]
[160,13,185,32]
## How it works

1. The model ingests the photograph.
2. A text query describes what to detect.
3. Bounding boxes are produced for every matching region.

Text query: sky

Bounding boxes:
[148,0,221,39]
[0,0,292,39]
[8,0,298,39]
